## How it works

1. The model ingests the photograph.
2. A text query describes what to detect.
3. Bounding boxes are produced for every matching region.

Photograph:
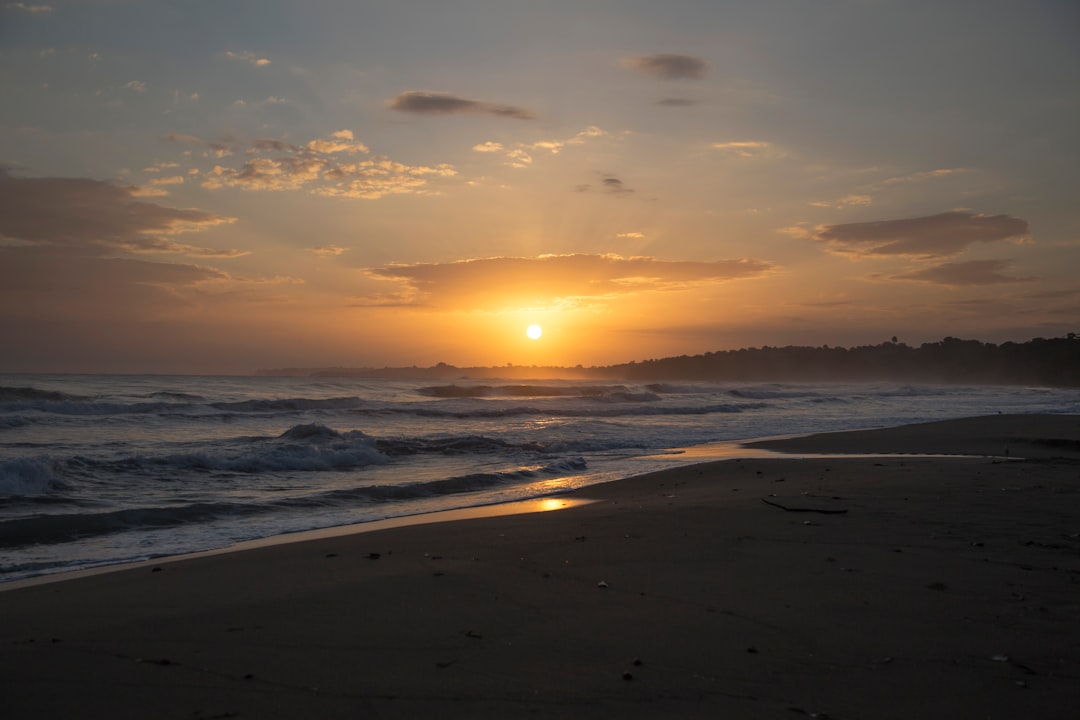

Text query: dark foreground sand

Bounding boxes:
[2,414,1079,719]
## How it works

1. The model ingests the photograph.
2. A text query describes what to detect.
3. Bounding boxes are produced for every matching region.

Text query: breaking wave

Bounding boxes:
[0,457,66,497]
[0,456,588,548]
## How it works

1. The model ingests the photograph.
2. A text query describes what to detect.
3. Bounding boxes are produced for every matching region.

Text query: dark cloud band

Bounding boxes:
[887,259,1037,286]
[811,211,1030,258]
[387,91,535,120]
[625,54,707,80]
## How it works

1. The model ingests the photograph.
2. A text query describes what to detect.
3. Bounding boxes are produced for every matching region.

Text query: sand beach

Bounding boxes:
[2,414,1079,718]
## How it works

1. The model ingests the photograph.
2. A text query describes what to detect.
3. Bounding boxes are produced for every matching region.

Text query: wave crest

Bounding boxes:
[0,456,588,547]
[0,457,65,497]
[210,396,364,413]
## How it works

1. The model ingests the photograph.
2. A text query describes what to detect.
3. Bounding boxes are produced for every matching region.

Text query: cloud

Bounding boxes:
[184,131,457,199]
[624,54,707,80]
[808,194,872,209]
[124,80,146,93]
[569,126,606,143]
[311,246,347,258]
[364,253,773,309]
[225,50,271,67]
[0,172,245,329]
[202,156,456,199]
[576,175,635,196]
[149,175,185,186]
[142,161,180,174]
[474,126,607,168]
[711,141,777,159]
[203,157,323,191]
[250,139,296,153]
[810,211,1031,259]
[575,172,636,196]
[878,168,970,187]
[601,175,633,196]
[386,91,536,120]
[616,232,645,239]
[305,131,370,154]
[529,140,564,154]
[105,238,250,258]
[6,3,52,12]
[127,185,170,198]
[884,259,1038,286]
[528,126,607,154]
[208,141,234,158]
[810,167,974,212]
[0,250,225,314]
[0,170,235,251]
[505,149,532,169]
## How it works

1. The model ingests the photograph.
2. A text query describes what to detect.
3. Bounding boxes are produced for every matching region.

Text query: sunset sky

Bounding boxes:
[2,1,1078,374]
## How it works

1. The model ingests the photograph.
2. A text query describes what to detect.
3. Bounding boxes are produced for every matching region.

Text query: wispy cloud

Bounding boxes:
[364,253,774,309]
[812,167,973,209]
[878,168,971,187]
[310,245,348,258]
[6,3,52,12]
[808,194,872,209]
[225,50,270,67]
[616,232,645,239]
[387,91,535,120]
[624,54,708,80]
[808,211,1031,259]
[883,259,1037,286]
[106,237,249,258]
[472,127,608,169]
[527,126,607,155]
[711,141,778,159]
[142,161,180,174]
[124,80,146,93]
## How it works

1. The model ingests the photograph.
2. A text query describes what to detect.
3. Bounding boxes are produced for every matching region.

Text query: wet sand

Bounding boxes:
[2,414,1079,718]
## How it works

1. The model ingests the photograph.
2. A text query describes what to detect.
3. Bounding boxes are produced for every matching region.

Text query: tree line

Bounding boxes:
[258,334,1080,387]
[592,335,1080,387]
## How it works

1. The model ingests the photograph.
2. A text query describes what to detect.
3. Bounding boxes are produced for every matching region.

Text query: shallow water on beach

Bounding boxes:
[2,374,1078,581]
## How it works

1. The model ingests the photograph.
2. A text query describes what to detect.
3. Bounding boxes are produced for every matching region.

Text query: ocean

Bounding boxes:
[2,374,1078,583]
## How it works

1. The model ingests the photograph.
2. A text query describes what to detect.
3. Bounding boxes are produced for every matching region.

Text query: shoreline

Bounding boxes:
[3,413,1079,718]
[1,415,1041,591]
[5,413,1067,590]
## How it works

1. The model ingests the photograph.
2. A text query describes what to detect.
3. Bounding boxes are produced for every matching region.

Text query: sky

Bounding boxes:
[1,0,1078,374]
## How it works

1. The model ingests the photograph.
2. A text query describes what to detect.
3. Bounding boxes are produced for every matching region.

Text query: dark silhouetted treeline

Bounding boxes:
[258,334,1080,387]
[592,335,1080,386]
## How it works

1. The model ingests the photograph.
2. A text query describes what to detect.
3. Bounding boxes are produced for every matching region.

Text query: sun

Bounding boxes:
[526,324,543,340]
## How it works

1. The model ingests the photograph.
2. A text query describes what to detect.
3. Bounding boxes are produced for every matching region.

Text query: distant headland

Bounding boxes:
[257,335,1080,387]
